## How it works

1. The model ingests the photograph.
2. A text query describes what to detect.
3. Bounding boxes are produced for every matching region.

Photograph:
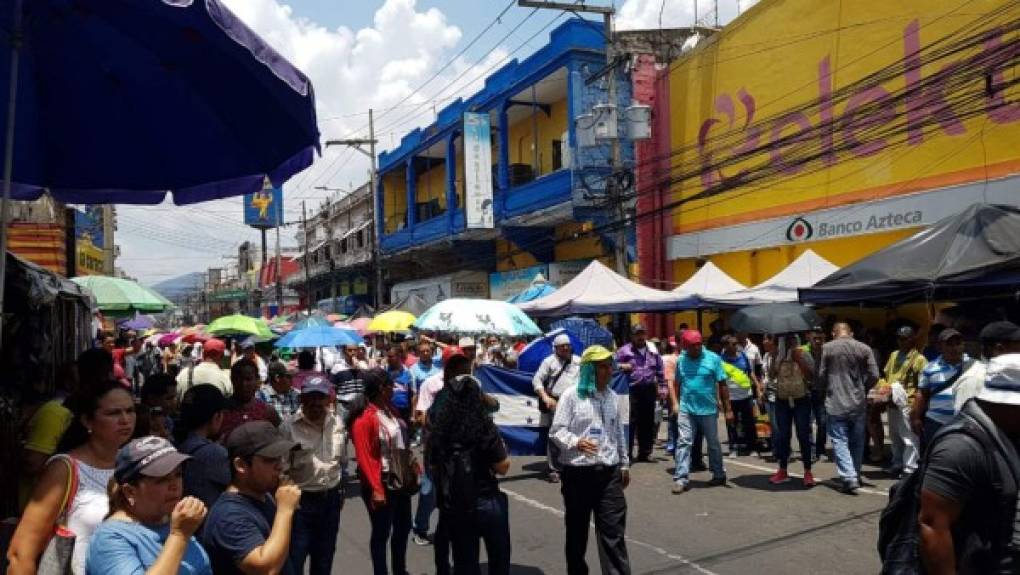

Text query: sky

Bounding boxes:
[122,0,757,286]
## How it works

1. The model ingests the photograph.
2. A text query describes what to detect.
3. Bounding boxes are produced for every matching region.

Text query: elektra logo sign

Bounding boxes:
[787,210,923,242]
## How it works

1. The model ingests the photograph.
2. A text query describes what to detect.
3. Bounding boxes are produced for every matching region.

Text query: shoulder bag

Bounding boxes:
[775,354,808,401]
[379,412,420,496]
[538,359,571,414]
[37,455,79,575]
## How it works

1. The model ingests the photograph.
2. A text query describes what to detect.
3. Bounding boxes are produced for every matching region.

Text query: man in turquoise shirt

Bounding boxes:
[670,330,733,493]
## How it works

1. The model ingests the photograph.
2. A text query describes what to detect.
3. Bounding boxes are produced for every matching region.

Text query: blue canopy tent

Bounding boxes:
[549,317,615,350]
[0,0,320,336]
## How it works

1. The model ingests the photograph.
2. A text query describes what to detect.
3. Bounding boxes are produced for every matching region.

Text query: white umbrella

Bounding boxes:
[414,298,542,336]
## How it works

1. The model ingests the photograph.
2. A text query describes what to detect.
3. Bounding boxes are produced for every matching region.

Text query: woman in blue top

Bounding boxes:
[86,436,211,575]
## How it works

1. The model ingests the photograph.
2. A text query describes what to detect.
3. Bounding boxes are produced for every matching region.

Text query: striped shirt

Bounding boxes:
[550,385,629,469]
[919,354,971,424]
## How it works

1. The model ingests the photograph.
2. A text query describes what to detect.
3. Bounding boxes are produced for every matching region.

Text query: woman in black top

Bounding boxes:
[427,374,512,575]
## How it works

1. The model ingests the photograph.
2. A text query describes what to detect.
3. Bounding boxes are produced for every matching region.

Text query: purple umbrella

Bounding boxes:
[119,312,155,331]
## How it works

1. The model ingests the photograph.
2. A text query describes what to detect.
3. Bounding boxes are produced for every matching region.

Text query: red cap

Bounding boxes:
[681,330,703,347]
[442,346,465,363]
[203,338,226,355]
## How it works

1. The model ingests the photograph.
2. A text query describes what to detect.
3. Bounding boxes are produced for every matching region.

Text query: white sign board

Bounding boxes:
[464,112,494,229]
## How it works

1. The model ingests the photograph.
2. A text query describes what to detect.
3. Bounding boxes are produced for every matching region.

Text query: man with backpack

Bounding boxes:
[915,352,1020,573]
[533,334,580,483]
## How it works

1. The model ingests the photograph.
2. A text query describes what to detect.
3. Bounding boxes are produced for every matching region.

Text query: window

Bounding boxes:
[341,238,348,254]
[552,139,563,171]
[357,229,365,248]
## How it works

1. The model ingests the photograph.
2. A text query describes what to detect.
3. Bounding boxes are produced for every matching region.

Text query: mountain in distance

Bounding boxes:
[149,271,204,301]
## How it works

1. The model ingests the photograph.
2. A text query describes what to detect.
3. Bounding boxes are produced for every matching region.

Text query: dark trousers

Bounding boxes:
[363,489,412,575]
[628,384,657,459]
[433,509,452,575]
[774,397,813,470]
[290,486,344,575]
[726,398,757,454]
[561,466,631,575]
[810,392,828,460]
[447,492,512,575]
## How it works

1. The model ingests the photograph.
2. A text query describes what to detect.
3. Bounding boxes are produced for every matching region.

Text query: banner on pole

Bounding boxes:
[463,112,494,229]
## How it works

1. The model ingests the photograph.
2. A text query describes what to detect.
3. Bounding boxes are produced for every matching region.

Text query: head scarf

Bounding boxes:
[578,345,613,399]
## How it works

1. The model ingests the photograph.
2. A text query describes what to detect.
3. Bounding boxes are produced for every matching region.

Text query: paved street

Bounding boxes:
[332,437,895,574]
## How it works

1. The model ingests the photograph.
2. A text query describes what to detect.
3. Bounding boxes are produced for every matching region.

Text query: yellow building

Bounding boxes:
[660,0,1020,329]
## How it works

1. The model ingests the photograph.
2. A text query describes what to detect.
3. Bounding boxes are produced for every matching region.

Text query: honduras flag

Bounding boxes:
[475,364,631,456]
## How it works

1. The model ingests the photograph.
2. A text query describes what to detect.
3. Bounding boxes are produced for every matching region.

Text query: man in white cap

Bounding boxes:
[533,333,580,482]
[918,350,1020,573]
[459,336,479,371]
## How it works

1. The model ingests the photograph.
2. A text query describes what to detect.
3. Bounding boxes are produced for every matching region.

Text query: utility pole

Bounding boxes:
[301,200,310,312]
[275,204,283,314]
[519,1,627,277]
[325,108,384,310]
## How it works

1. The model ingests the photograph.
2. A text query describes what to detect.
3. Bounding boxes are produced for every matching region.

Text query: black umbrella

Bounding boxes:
[730,303,821,334]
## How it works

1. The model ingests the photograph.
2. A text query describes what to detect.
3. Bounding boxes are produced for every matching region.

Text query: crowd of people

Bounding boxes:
[7,312,1020,574]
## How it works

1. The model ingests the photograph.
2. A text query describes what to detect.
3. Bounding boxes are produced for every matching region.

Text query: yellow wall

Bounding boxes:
[667,0,1020,236]
[382,170,407,233]
[507,97,569,178]
[415,160,447,210]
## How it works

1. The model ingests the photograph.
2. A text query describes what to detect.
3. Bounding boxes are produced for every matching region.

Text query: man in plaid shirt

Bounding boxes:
[257,360,302,422]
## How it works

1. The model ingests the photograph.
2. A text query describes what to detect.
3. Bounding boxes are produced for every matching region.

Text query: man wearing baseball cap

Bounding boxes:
[176,337,233,401]
[202,421,300,575]
[913,328,974,450]
[918,351,1020,573]
[281,376,348,575]
[532,333,580,482]
[880,326,929,478]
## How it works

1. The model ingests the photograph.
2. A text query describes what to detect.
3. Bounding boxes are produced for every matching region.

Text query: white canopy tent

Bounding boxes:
[701,250,839,307]
[517,260,695,316]
[672,261,747,307]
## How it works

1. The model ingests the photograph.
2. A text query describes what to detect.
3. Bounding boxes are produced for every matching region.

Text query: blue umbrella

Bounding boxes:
[292,315,333,331]
[0,0,320,331]
[273,326,362,349]
[549,317,615,350]
[516,328,584,373]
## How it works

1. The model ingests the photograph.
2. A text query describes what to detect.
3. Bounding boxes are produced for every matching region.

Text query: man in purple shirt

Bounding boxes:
[617,324,664,462]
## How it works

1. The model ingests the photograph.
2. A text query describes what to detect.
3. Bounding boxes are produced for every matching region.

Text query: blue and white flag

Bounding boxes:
[475,365,630,456]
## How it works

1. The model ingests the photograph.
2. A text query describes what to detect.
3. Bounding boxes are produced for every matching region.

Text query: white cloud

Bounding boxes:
[124,0,514,284]
[616,0,759,31]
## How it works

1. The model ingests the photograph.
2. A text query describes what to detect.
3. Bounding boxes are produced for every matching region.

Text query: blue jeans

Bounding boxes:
[827,411,867,482]
[448,493,512,575]
[289,486,344,575]
[363,489,412,575]
[414,471,435,535]
[667,411,678,449]
[810,392,828,459]
[773,397,813,470]
[674,412,725,483]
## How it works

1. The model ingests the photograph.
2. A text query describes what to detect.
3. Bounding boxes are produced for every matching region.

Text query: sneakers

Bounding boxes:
[768,469,791,485]
[671,481,689,494]
[547,471,561,484]
[707,476,727,487]
[412,532,433,546]
[841,479,860,494]
[802,471,816,488]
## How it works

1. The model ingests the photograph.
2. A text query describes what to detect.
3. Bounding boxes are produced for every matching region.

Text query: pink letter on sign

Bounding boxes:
[769,112,813,173]
[984,29,1020,124]
[903,20,966,145]
[842,86,895,157]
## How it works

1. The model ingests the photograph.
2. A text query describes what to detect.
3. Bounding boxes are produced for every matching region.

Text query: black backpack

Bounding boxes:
[434,443,478,518]
[878,402,1019,574]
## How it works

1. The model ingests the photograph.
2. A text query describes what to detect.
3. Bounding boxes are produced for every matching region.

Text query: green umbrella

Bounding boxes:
[207,313,273,338]
[71,276,175,314]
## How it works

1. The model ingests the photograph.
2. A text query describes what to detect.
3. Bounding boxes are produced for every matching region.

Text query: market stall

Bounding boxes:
[701,250,839,307]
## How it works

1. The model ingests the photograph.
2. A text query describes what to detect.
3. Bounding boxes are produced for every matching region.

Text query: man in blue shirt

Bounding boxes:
[670,330,733,493]
[386,344,416,424]
[720,335,761,456]
[409,340,442,394]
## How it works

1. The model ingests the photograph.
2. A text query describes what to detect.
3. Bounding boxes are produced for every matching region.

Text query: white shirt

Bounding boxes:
[176,360,233,400]
[532,353,581,397]
[953,359,988,414]
[550,385,629,469]
[739,340,763,372]
[282,409,347,492]
[415,372,444,413]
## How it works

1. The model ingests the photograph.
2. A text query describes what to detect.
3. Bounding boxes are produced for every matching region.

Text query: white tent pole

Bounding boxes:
[0,0,24,350]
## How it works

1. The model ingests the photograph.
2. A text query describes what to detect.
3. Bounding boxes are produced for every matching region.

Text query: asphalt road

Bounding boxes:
[330,437,897,575]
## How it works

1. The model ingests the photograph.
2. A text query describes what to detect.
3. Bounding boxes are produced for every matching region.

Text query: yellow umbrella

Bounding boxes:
[367,310,416,333]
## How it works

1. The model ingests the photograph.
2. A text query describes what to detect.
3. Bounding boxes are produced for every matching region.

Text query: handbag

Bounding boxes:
[775,358,808,400]
[379,412,420,495]
[37,455,79,575]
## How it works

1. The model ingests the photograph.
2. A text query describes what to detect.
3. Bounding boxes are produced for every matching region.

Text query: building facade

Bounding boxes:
[643,0,1020,332]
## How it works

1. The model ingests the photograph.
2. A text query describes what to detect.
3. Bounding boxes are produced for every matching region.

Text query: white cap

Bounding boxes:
[978,353,1020,406]
[459,336,476,348]
[553,334,571,346]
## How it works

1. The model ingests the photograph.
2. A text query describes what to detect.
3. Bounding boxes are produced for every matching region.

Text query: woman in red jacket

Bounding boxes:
[347,368,413,575]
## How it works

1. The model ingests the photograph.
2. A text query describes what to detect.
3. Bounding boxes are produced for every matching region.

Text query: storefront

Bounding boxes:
[648,0,1020,332]
[391,271,490,307]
